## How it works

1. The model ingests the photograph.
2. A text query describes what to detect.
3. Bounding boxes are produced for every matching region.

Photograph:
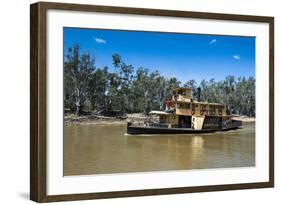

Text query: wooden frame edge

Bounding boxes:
[30,2,48,202]
[269,17,274,188]
[30,1,274,202]
[39,182,272,203]
[30,2,39,202]
[37,1,274,22]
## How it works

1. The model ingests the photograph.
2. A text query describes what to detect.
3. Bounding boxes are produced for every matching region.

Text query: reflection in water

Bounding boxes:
[190,136,204,167]
[63,123,255,176]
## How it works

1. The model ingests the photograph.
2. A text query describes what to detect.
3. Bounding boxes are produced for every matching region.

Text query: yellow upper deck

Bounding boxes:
[172,87,227,116]
[172,87,193,102]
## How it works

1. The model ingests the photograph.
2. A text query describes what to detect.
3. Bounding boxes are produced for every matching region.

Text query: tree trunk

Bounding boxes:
[75,105,80,116]
[75,88,81,116]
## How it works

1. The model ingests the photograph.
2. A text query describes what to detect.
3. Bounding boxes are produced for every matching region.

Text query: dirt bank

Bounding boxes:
[232,115,255,122]
[64,113,151,125]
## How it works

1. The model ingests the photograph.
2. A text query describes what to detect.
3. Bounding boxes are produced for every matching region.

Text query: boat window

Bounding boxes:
[177,103,190,109]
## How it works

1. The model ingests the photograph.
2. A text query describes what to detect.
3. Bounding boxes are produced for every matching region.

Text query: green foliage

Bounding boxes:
[199,76,255,117]
[64,44,95,115]
[64,44,255,117]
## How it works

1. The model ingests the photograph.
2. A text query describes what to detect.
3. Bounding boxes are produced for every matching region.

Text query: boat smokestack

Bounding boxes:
[197,87,201,101]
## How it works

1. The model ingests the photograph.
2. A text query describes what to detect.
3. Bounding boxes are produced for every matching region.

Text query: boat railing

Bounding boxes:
[148,123,168,128]
[148,123,179,128]
[128,120,178,128]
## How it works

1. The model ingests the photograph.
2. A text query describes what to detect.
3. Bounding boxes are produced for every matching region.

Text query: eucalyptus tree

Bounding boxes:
[64,44,95,116]
[88,67,110,112]
[112,53,134,113]
[131,67,150,113]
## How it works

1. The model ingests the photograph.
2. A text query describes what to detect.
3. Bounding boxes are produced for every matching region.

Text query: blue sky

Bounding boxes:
[64,27,255,84]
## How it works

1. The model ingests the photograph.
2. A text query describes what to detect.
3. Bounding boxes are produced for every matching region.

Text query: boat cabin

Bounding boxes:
[150,87,227,130]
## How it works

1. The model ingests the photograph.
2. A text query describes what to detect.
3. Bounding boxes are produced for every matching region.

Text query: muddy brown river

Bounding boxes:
[63,122,255,176]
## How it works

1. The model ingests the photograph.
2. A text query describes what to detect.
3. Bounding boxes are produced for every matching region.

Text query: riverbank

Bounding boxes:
[64,113,152,125]
[64,113,255,125]
[64,113,126,125]
[232,115,255,122]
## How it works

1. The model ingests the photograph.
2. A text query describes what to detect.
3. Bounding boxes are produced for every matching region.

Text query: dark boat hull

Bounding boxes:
[127,123,241,135]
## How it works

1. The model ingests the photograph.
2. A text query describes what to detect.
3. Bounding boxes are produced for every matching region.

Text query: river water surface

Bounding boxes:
[64,122,255,176]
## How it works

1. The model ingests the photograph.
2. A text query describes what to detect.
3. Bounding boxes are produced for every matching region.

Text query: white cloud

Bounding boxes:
[209,39,217,44]
[94,38,106,44]
[233,55,240,60]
